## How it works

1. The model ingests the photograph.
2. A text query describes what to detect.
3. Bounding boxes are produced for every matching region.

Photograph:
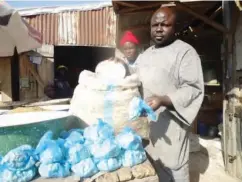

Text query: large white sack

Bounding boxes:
[69,70,149,138]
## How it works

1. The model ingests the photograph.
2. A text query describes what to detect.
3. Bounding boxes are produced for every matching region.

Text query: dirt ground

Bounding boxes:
[189,137,240,182]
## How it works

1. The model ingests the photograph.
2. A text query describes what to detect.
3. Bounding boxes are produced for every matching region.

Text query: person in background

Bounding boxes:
[120,31,140,71]
[44,65,73,99]
[136,7,204,182]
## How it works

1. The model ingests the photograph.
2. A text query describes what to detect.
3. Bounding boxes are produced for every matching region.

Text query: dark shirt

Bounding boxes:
[54,78,72,98]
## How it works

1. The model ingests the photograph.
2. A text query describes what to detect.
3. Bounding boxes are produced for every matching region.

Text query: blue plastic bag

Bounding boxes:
[35,131,53,155]
[35,131,65,164]
[121,150,147,167]
[38,162,71,178]
[83,119,114,143]
[1,145,37,171]
[71,158,98,178]
[66,143,91,165]
[0,165,37,182]
[129,97,157,121]
[116,127,142,150]
[64,131,85,148]
[97,157,122,172]
[60,129,84,139]
[39,140,65,164]
[90,139,121,160]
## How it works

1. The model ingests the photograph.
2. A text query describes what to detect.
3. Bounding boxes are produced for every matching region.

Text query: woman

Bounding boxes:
[120,31,140,67]
[44,65,73,99]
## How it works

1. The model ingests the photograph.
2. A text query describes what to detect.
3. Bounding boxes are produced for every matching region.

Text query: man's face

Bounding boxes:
[122,42,138,61]
[151,8,176,47]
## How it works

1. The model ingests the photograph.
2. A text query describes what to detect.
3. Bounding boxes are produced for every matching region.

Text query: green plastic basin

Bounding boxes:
[0,111,71,156]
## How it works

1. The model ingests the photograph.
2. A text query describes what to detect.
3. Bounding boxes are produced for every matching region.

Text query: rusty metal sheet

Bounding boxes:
[22,6,116,47]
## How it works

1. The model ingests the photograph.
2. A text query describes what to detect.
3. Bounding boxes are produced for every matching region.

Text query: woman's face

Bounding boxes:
[122,42,138,62]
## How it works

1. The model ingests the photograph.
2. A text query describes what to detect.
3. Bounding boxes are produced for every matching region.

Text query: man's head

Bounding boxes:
[151,7,177,47]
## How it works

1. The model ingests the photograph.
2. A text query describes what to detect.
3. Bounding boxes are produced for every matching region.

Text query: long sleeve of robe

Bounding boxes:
[167,49,204,126]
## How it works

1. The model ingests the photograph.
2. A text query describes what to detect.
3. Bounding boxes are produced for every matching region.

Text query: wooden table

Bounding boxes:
[33,160,159,182]
[34,175,159,182]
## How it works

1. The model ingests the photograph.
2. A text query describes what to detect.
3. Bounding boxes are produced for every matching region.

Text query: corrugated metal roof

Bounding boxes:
[22,4,116,47]
[18,2,112,16]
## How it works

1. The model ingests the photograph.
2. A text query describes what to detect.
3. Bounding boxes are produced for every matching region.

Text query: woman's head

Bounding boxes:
[120,31,139,62]
[56,65,68,78]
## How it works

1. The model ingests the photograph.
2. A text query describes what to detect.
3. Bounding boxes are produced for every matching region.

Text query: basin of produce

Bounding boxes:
[0,111,71,155]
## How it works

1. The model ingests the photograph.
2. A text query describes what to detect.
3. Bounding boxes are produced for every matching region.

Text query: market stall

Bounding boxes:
[112,0,225,136]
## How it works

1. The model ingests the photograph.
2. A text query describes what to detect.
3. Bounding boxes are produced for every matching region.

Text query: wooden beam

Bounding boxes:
[122,24,150,31]
[119,2,162,14]
[176,2,228,33]
[116,1,139,8]
[235,0,242,11]
[195,6,222,32]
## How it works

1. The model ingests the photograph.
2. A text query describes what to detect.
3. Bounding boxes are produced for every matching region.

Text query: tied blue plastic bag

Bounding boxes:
[129,97,157,121]
[60,129,84,139]
[116,127,142,150]
[66,143,91,165]
[64,131,85,148]
[83,119,114,143]
[0,165,37,182]
[39,162,71,178]
[1,145,37,171]
[39,142,65,164]
[121,150,147,167]
[35,131,65,164]
[35,131,53,155]
[71,158,98,178]
[90,139,121,160]
[97,157,122,172]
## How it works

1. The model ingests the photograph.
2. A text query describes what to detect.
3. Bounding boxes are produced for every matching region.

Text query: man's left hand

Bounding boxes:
[145,96,162,111]
[145,95,173,111]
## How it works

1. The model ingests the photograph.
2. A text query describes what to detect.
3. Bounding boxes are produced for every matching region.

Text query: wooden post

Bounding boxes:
[11,48,20,101]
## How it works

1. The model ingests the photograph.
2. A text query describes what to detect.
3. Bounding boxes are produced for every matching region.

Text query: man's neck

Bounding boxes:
[154,38,177,49]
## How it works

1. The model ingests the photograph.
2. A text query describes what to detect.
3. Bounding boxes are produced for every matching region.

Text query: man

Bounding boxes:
[136,7,204,182]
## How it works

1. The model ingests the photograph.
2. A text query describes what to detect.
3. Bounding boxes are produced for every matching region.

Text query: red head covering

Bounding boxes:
[120,31,139,46]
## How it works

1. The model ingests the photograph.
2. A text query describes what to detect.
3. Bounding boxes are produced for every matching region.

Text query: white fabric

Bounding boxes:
[69,70,150,138]
[0,3,41,57]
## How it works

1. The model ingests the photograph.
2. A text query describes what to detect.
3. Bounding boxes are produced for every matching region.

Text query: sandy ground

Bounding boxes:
[189,137,240,182]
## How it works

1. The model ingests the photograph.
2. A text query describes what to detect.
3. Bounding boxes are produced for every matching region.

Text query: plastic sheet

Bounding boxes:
[83,119,114,143]
[90,139,121,160]
[121,150,147,167]
[1,145,37,171]
[97,157,122,172]
[116,127,142,150]
[129,97,157,121]
[66,143,91,165]
[71,158,98,178]
[38,162,71,178]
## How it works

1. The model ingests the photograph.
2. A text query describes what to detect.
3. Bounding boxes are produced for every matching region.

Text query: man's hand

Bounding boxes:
[145,96,162,111]
[145,95,173,111]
